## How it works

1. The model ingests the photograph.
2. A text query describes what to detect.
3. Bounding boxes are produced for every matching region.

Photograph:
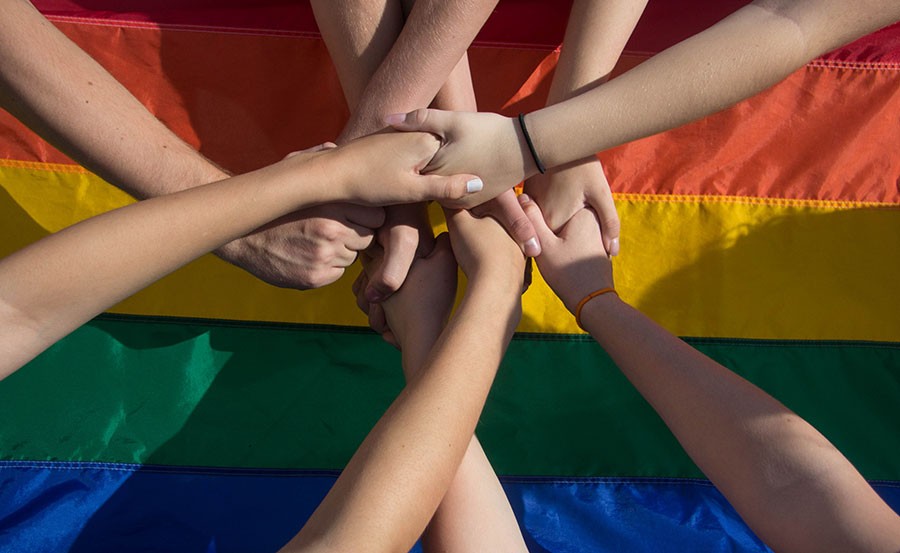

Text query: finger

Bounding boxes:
[559,208,609,257]
[384,108,444,134]
[518,193,558,247]
[485,189,541,257]
[417,173,484,206]
[334,247,359,268]
[586,177,621,256]
[341,204,386,229]
[342,222,377,252]
[365,227,419,303]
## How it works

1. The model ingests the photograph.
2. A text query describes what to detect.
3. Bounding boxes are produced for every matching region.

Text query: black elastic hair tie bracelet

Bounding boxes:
[517,113,546,174]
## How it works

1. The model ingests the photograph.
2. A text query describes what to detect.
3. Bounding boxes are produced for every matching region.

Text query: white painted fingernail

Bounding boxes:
[524,237,540,257]
[609,238,620,257]
[466,178,484,193]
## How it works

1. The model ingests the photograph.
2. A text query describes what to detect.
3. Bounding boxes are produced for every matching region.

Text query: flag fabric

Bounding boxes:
[1,1,898,551]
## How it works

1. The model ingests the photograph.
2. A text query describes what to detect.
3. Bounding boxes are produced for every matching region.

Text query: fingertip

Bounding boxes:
[523,236,541,257]
[384,113,406,126]
[466,177,484,193]
[608,237,620,257]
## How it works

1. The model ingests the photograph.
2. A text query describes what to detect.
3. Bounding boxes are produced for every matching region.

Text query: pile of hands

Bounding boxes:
[218,109,619,339]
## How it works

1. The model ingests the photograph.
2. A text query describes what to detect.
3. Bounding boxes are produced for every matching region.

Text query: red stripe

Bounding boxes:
[3,19,898,203]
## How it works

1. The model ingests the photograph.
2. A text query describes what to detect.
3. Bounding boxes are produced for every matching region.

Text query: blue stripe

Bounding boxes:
[3,462,899,552]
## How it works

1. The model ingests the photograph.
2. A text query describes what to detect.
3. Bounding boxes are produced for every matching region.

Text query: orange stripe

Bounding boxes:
[1,21,898,205]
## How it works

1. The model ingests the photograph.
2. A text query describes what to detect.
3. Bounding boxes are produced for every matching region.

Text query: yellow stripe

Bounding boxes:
[2,164,898,341]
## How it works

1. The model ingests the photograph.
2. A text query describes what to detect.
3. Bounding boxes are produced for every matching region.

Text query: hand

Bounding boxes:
[215,142,386,290]
[364,203,434,303]
[216,203,385,289]
[470,189,541,257]
[524,156,620,256]
[385,109,538,209]
[355,234,457,349]
[326,131,484,207]
[445,208,525,290]
[519,194,613,312]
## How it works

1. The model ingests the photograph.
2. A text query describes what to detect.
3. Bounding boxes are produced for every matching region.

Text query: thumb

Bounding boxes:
[385,108,445,135]
[586,182,621,257]
[486,189,541,256]
[518,193,557,248]
[421,173,484,207]
[364,227,418,303]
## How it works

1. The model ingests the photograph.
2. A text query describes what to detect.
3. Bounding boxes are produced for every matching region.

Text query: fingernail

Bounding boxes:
[523,237,540,257]
[466,178,484,193]
[384,113,405,125]
[609,238,620,257]
[518,193,531,205]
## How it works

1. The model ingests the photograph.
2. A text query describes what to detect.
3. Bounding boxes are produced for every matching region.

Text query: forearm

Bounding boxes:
[283,280,519,553]
[528,0,900,169]
[330,0,496,139]
[0,0,226,197]
[547,0,647,104]
[580,295,900,552]
[0,156,336,379]
[397,286,527,553]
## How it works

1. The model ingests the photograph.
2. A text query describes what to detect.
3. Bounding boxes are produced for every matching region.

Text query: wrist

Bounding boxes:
[574,291,623,330]
[511,115,542,180]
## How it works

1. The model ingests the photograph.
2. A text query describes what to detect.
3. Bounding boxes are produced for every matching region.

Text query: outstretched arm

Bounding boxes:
[0,0,387,291]
[0,133,481,380]
[389,0,900,205]
[519,196,900,553]
[0,0,226,196]
[355,237,528,553]
[279,211,525,553]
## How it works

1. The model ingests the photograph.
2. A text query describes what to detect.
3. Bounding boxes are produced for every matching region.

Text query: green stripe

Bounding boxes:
[1,315,898,479]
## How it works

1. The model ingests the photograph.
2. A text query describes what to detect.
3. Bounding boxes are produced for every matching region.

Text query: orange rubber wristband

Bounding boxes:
[574,287,617,330]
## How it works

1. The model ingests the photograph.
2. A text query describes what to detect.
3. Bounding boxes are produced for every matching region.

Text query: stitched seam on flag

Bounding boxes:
[0,460,340,478]
[0,158,87,173]
[44,15,323,39]
[614,192,900,209]
[808,60,900,71]
[4,461,899,490]
[92,313,900,350]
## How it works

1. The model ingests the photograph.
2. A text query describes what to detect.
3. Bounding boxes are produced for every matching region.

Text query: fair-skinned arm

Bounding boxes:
[518,195,900,553]
[278,210,525,553]
[312,0,537,303]
[387,0,900,207]
[0,0,381,291]
[354,237,528,553]
[0,133,482,380]
[524,0,647,256]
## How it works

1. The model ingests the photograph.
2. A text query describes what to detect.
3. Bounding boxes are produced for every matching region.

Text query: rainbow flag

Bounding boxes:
[1,1,898,550]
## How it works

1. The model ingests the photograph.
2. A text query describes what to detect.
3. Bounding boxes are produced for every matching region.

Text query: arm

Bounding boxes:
[312,0,538,302]
[279,210,525,553]
[0,0,383,291]
[519,196,900,553]
[388,0,900,206]
[524,0,647,255]
[0,133,481,379]
[0,0,225,196]
[355,236,528,553]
